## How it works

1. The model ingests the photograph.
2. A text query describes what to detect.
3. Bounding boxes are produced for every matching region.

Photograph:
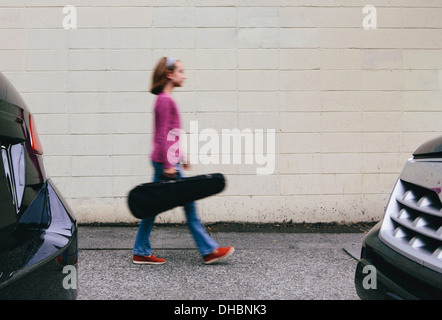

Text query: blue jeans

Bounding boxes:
[133,161,219,257]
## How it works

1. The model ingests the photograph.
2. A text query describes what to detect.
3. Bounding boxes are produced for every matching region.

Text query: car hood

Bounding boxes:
[398,136,442,203]
[400,159,442,201]
[413,135,442,159]
[402,136,442,202]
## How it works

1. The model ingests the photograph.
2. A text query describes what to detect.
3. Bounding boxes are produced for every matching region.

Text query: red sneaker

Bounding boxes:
[203,246,235,264]
[133,254,166,265]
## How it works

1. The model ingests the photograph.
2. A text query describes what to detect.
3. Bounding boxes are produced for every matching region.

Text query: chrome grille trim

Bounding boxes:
[379,178,442,274]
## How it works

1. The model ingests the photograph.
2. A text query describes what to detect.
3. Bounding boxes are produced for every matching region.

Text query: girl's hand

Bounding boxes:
[164,166,177,178]
[182,163,191,170]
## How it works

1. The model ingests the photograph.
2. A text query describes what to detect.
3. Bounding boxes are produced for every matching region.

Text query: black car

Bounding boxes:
[355,135,442,300]
[0,72,77,299]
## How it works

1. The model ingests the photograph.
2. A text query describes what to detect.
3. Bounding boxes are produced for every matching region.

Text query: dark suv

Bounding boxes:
[355,135,442,300]
[0,72,77,299]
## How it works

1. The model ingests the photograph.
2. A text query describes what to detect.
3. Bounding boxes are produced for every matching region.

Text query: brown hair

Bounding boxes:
[150,57,178,95]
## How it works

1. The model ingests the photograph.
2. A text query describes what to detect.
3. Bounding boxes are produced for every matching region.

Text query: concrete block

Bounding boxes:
[238,49,279,70]
[110,6,151,28]
[238,70,279,91]
[152,7,194,28]
[111,28,151,49]
[196,28,237,49]
[71,155,113,176]
[238,28,279,49]
[237,7,279,27]
[195,7,236,27]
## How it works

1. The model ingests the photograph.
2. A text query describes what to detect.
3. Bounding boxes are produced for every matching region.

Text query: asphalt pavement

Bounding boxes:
[76,223,367,300]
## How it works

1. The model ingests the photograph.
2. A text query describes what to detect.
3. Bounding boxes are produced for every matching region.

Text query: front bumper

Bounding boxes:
[355,222,442,300]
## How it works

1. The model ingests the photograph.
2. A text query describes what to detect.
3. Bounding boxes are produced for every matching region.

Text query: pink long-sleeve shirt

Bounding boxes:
[150,91,182,169]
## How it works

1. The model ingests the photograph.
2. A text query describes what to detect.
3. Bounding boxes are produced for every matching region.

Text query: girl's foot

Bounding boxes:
[133,254,166,265]
[203,246,235,264]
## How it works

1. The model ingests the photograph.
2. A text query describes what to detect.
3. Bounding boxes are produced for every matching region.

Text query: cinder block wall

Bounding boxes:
[1,1,441,224]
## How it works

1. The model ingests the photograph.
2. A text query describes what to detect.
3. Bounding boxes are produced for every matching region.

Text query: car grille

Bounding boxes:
[379,179,442,274]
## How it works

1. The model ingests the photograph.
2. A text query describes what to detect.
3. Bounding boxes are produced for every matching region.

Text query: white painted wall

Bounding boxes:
[1,1,442,224]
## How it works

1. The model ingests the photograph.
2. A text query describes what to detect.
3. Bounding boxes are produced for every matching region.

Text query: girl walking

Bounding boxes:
[132,57,234,265]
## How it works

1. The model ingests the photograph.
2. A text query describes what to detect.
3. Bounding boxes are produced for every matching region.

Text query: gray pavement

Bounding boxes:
[77,225,365,300]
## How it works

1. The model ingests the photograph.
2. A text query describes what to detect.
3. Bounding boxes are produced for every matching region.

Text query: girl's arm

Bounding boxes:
[155,97,178,176]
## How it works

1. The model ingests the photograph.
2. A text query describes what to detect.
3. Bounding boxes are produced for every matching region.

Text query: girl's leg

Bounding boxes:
[132,216,155,256]
[184,201,219,256]
[176,165,219,256]
[132,161,164,256]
